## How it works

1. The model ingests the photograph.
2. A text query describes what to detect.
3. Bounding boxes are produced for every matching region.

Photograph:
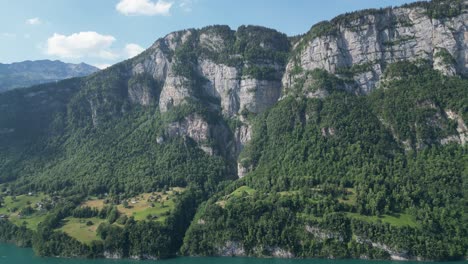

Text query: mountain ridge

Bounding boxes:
[0,60,99,92]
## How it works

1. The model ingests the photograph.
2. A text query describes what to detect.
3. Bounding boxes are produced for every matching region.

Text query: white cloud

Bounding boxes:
[26,17,42,25]
[46,31,117,59]
[124,43,145,58]
[116,0,173,16]
[179,0,194,12]
[93,63,112,69]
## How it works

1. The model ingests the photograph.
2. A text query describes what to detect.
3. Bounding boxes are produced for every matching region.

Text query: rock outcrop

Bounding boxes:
[122,26,288,177]
[283,4,468,94]
[130,26,286,117]
[73,2,467,179]
[442,110,468,145]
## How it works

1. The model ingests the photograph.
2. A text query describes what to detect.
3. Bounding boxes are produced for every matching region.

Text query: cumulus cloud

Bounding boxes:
[46,31,117,59]
[26,17,42,25]
[124,43,145,58]
[116,0,173,16]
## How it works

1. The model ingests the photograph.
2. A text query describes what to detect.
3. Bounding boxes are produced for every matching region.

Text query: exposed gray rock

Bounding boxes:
[198,59,240,116]
[234,119,253,178]
[269,247,294,258]
[159,73,191,112]
[433,48,458,76]
[217,241,246,256]
[80,8,466,178]
[156,136,164,144]
[355,236,409,261]
[167,114,212,154]
[130,254,159,260]
[305,225,344,242]
[128,82,153,106]
[239,78,282,114]
[131,30,194,107]
[166,114,234,157]
[306,89,329,99]
[199,32,227,53]
[443,110,468,145]
[104,251,123,259]
[237,162,251,178]
[283,6,468,94]
[88,99,100,127]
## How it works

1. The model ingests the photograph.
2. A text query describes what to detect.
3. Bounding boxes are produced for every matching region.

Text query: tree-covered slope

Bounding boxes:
[0,0,466,261]
[182,63,468,260]
[0,25,289,259]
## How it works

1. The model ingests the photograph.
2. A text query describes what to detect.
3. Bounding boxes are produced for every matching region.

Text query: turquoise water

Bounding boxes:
[0,243,466,264]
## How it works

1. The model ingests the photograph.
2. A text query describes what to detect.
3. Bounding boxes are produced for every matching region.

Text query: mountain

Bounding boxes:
[0,0,466,261]
[0,60,99,92]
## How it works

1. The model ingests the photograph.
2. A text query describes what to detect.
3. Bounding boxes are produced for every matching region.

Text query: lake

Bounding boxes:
[1,243,466,264]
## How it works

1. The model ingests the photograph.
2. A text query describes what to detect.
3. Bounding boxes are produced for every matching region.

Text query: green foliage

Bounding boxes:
[0,220,33,247]
[434,48,456,65]
[336,62,374,77]
[403,0,464,19]
[292,8,387,59]
[0,5,467,260]
[370,61,467,147]
[169,25,290,99]
[241,66,278,80]
[286,69,350,97]
[234,25,290,65]
[291,21,336,61]
[1,100,228,197]
[172,31,204,81]
[183,61,468,260]
[383,36,416,47]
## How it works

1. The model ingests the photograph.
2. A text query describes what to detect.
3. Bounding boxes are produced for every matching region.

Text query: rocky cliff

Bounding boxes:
[64,1,467,178]
[0,0,467,261]
[110,25,290,176]
[284,1,468,94]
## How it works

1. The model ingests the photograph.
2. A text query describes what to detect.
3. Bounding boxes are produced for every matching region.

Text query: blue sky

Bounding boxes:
[0,0,422,68]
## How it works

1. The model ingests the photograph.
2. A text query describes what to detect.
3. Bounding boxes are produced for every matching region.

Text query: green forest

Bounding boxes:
[183,63,467,260]
[0,0,467,261]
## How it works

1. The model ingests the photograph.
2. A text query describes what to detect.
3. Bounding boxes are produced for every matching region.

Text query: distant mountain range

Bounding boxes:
[0,60,99,92]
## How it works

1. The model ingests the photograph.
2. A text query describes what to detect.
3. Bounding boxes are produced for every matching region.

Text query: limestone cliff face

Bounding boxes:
[198,60,283,116]
[128,27,286,116]
[165,114,234,158]
[127,4,468,113]
[239,78,282,114]
[132,30,191,82]
[198,59,240,116]
[283,5,468,94]
[77,2,467,179]
[131,30,193,108]
[121,26,287,177]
